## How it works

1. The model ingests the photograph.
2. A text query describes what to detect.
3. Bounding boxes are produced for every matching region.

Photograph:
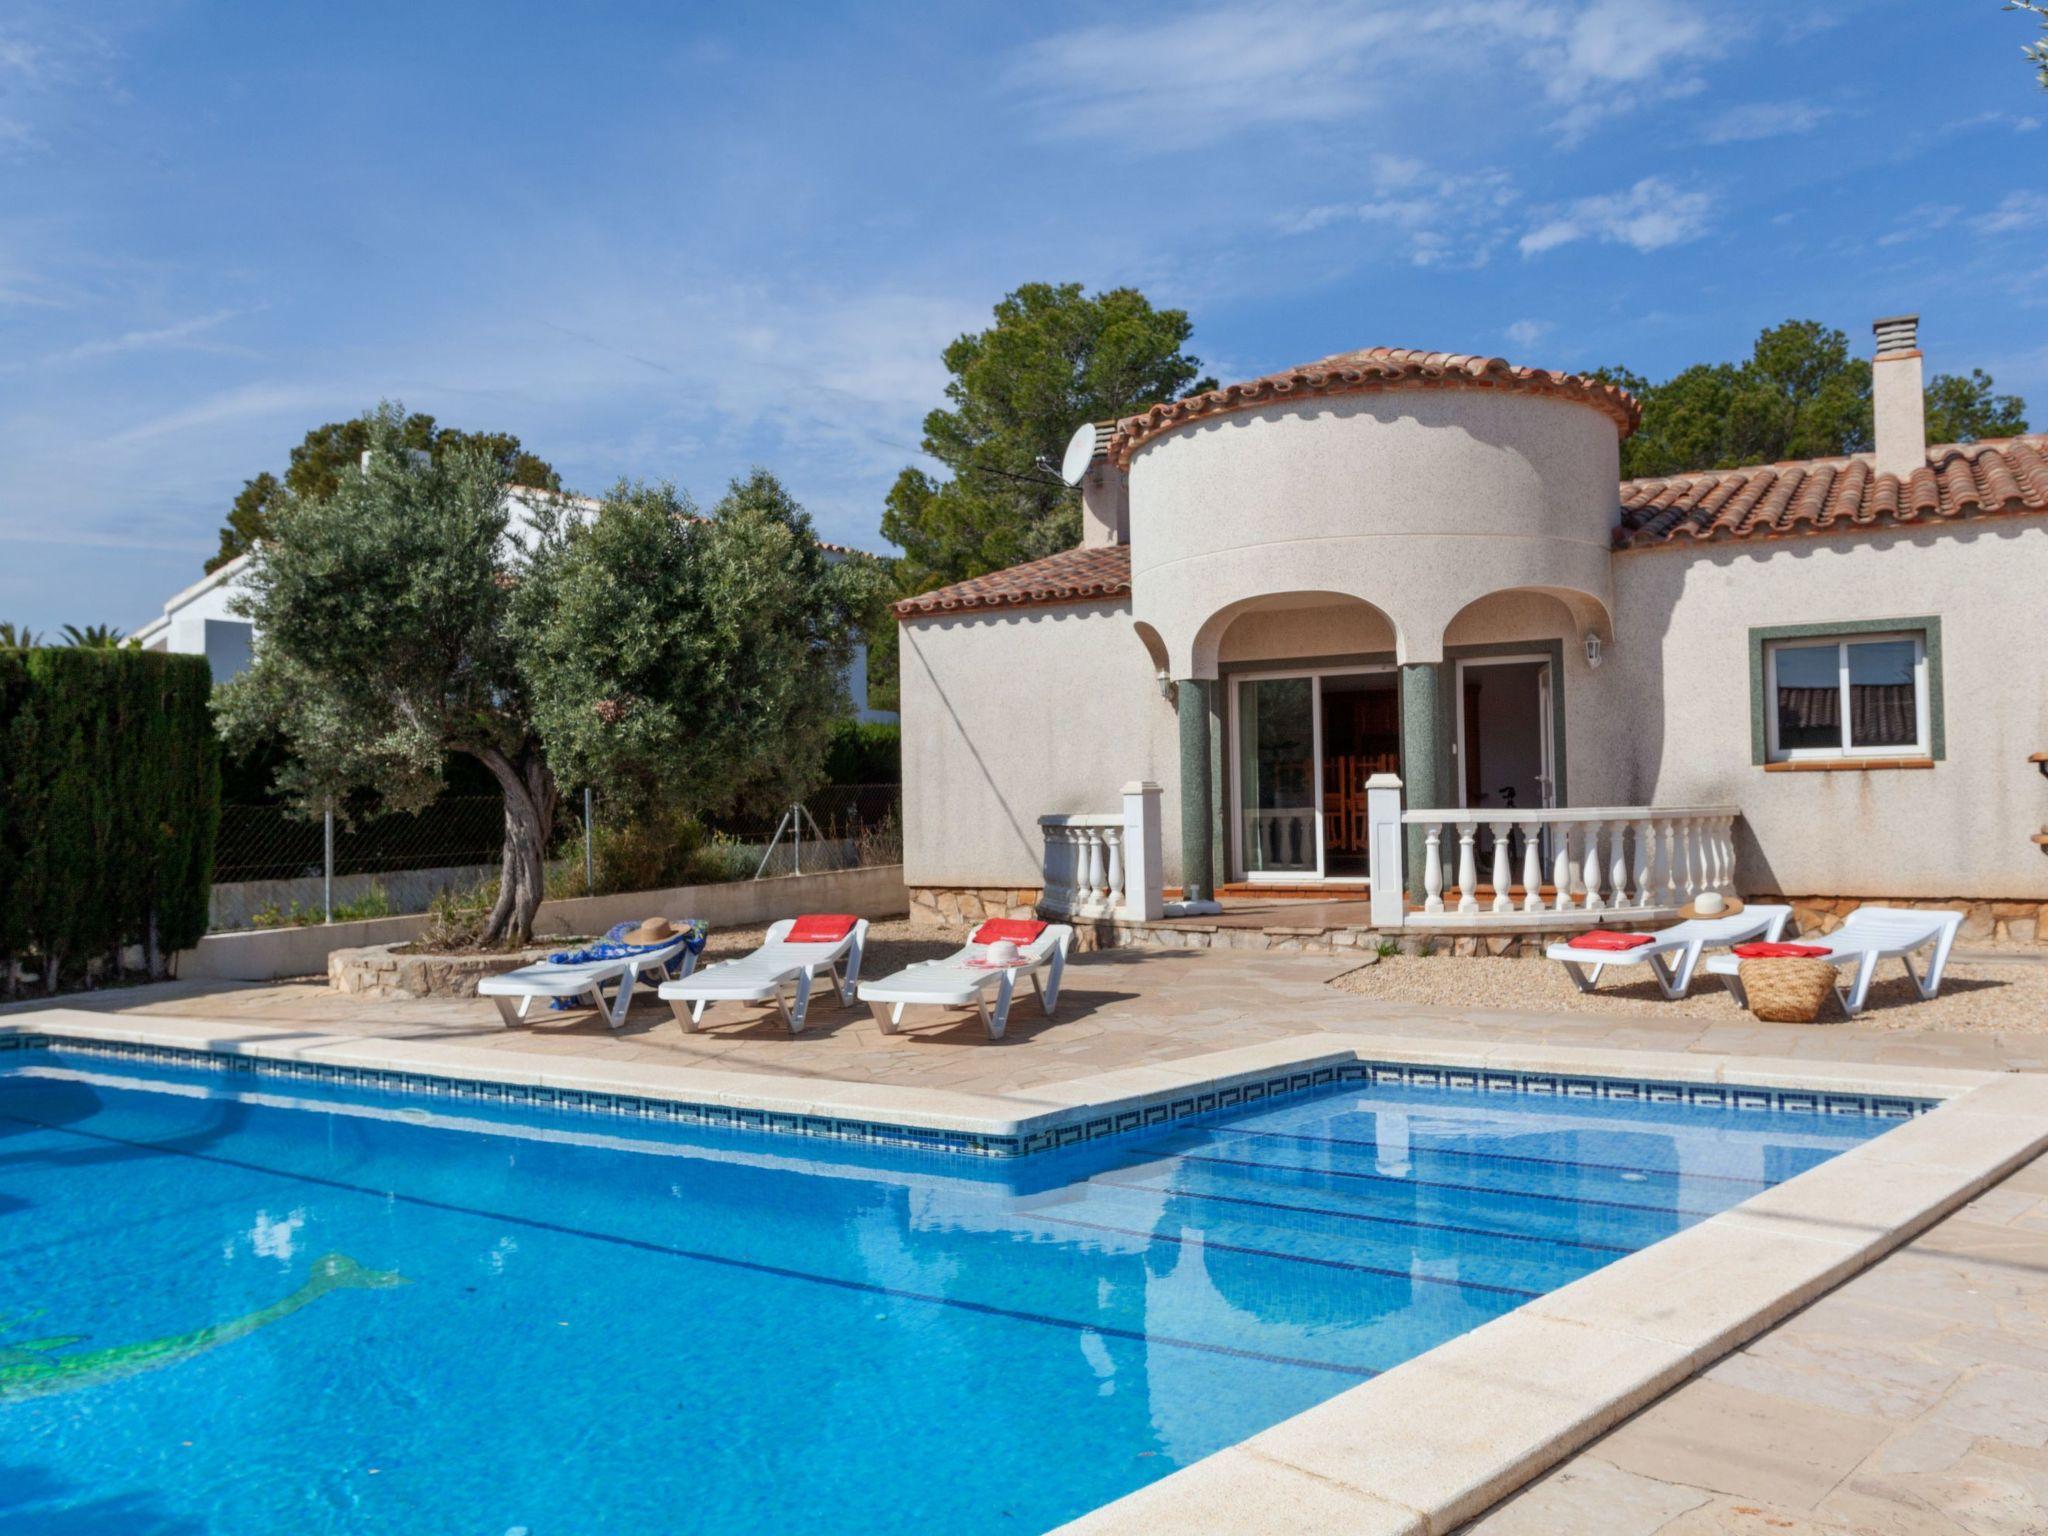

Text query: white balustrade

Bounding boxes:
[1037,813,1127,919]
[1395,806,1740,928]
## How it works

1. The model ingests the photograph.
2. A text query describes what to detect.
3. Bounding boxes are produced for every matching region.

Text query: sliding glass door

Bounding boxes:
[1235,676,1319,877]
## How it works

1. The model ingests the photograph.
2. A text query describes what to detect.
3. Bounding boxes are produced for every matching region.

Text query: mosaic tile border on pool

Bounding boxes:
[0,1029,1939,1159]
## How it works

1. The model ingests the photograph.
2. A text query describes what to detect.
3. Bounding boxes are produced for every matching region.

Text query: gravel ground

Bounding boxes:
[1327,950,2048,1030]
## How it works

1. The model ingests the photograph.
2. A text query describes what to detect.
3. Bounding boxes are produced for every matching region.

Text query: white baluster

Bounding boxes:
[1489,821,1514,912]
[1456,822,1480,914]
[1581,821,1605,913]
[1715,815,1735,893]
[1551,824,1575,911]
[1661,817,1681,906]
[1519,821,1543,912]
[1610,822,1630,912]
[1104,826,1123,909]
[1423,824,1445,912]
[1631,818,1653,908]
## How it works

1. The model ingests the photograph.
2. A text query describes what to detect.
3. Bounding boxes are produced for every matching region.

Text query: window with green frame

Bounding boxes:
[1747,618,1944,764]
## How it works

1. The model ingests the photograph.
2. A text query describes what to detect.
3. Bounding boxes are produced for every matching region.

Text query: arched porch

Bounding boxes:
[1169,586,1618,903]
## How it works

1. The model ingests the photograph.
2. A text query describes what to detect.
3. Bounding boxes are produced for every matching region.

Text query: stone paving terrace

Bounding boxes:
[11,937,2048,1532]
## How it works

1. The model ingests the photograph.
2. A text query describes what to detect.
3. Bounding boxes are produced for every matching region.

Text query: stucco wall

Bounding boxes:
[1216,600,1396,663]
[901,603,1182,888]
[1127,390,1621,671]
[1611,524,2048,898]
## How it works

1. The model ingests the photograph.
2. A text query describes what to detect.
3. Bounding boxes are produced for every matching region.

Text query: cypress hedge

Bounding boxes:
[0,648,220,994]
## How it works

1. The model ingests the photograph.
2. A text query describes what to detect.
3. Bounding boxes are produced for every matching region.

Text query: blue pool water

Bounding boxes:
[0,1047,1898,1534]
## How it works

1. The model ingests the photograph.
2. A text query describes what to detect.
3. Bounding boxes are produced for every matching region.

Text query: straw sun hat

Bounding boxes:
[624,917,681,946]
[1678,891,1745,921]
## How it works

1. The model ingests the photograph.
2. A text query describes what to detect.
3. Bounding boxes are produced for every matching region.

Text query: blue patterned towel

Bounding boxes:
[546,919,708,1009]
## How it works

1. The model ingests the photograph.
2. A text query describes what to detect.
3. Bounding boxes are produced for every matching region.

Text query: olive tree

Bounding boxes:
[517,469,885,824]
[216,406,558,942]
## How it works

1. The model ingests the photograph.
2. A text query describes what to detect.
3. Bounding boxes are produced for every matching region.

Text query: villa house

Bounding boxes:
[136,485,897,723]
[896,316,2048,942]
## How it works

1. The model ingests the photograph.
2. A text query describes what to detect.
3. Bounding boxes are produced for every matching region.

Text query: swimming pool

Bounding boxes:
[0,1043,1903,1534]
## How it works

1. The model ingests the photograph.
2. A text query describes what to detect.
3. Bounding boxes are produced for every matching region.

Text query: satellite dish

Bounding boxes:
[1060,422,1101,486]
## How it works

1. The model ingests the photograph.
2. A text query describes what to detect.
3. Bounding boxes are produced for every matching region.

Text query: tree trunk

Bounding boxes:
[473,745,558,946]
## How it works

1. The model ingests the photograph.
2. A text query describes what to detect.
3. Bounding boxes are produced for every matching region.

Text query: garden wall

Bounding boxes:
[174,864,910,982]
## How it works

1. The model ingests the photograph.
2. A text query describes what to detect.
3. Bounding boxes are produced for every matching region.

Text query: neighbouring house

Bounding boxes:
[136,484,897,723]
[896,315,2048,943]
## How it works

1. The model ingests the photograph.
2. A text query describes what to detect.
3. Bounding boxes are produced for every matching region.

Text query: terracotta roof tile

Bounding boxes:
[1615,435,2048,548]
[1107,345,1640,467]
[893,545,1132,618]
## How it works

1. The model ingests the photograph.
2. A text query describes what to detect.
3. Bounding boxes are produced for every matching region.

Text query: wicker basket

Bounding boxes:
[1738,957,1839,1023]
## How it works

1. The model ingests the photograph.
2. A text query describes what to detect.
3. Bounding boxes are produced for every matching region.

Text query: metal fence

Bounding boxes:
[214,796,508,884]
[706,783,903,879]
[210,784,902,927]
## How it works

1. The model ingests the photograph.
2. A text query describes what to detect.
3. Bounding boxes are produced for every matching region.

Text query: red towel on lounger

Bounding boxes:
[1731,942,1831,959]
[787,914,857,944]
[971,918,1047,946]
[1569,931,1656,952]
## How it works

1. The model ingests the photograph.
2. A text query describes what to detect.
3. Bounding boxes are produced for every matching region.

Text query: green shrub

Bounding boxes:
[248,882,392,931]
[0,648,219,992]
[822,719,900,785]
[553,807,762,898]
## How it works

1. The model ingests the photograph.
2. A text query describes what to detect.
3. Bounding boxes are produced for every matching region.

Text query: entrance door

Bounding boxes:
[1230,668,1400,881]
[1235,676,1319,877]
[1455,657,1556,816]
[1317,672,1401,878]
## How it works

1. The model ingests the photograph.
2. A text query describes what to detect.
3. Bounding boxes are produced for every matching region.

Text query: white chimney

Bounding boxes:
[1871,314,1926,480]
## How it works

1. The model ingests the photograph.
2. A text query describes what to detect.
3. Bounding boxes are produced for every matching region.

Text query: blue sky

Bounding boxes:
[2,1,2043,635]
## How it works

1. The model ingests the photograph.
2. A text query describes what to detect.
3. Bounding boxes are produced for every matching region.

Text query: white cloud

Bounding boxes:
[1972,190,2048,236]
[1008,0,1718,150]
[1940,110,2043,136]
[102,382,336,447]
[1280,160,1520,268]
[0,37,42,78]
[1875,203,1961,247]
[1520,176,1714,256]
[1505,319,1552,349]
[1699,100,1834,144]
[1525,0,1718,143]
[42,308,250,366]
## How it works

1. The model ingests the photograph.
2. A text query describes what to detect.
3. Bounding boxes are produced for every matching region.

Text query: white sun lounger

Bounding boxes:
[477,934,697,1030]
[1544,905,1792,1000]
[856,924,1074,1041]
[1703,905,1965,1017]
[656,917,869,1035]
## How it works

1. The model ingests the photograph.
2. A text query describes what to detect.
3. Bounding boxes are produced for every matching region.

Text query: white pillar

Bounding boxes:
[1519,821,1542,913]
[1456,821,1480,914]
[1367,774,1405,929]
[1423,823,1446,913]
[1582,821,1605,913]
[1118,781,1164,921]
[1489,821,1514,913]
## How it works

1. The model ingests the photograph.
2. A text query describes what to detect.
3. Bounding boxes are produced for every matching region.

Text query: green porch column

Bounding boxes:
[1176,678,1215,903]
[1399,662,1446,902]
